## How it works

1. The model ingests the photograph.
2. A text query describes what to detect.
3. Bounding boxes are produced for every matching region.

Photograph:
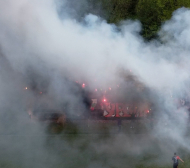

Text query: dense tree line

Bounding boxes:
[86,0,190,40]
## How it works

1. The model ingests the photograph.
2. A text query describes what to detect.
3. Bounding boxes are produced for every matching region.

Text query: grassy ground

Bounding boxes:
[56,119,152,134]
[0,120,190,168]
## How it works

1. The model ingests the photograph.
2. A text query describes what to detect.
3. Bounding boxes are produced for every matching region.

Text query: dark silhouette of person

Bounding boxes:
[172,152,184,168]
[117,117,122,132]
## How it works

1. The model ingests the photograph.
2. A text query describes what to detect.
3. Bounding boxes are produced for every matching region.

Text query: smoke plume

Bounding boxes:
[0,0,190,167]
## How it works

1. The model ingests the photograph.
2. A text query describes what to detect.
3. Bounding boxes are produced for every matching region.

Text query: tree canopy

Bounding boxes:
[86,0,190,40]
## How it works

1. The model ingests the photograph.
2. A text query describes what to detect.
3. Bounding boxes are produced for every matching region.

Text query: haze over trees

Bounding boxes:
[85,0,190,40]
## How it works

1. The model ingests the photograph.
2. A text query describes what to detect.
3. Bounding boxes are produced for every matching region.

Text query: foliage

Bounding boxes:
[87,0,190,40]
[136,0,190,39]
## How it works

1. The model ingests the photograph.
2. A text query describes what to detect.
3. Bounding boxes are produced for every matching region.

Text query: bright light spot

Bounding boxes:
[103,99,107,102]
[109,87,111,90]
[25,87,28,90]
[82,83,85,88]
[147,110,149,113]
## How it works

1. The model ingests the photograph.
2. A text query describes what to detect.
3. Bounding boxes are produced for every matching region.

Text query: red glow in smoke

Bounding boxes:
[82,83,85,88]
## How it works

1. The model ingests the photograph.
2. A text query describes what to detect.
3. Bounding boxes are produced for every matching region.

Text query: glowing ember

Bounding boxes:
[82,83,85,88]
[103,99,107,102]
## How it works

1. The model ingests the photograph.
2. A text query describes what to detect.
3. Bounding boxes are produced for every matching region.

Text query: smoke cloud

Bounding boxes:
[0,0,190,167]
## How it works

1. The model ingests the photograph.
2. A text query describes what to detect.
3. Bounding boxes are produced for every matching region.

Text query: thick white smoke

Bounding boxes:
[0,0,190,167]
[0,1,189,89]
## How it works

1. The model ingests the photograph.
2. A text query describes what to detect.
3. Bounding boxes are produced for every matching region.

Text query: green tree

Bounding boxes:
[86,0,190,40]
[101,0,139,23]
[136,0,190,40]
